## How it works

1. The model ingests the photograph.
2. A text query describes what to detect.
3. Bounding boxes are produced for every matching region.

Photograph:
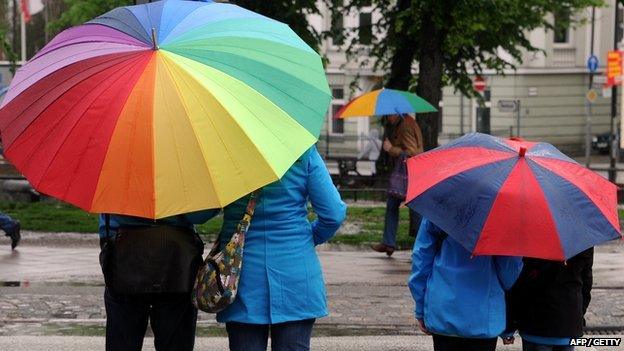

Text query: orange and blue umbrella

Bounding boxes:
[0,0,330,219]
[406,133,621,260]
[336,88,437,118]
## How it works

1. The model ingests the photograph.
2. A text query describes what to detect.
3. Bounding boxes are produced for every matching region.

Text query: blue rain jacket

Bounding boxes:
[409,219,523,338]
[216,147,346,324]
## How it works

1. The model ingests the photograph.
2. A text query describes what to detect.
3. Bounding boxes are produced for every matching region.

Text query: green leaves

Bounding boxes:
[48,0,133,34]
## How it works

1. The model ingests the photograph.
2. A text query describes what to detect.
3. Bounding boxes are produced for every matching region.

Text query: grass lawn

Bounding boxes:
[5,201,618,249]
[0,201,415,248]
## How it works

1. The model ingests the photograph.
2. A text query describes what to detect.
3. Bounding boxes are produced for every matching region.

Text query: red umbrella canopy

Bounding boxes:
[406,133,621,260]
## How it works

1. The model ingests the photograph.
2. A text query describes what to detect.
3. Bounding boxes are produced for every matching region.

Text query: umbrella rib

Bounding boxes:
[29,58,142,198]
[167,55,311,177]
[158,56,229,205]
[1,53,142,143]
[159,4,212,44]
[5,47,146,106]
[31,36,149,63]
[164,49,328,128]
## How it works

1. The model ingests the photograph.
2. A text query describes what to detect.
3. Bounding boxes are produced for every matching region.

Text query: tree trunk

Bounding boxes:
[385,0,416,90]
[415,9,444,151]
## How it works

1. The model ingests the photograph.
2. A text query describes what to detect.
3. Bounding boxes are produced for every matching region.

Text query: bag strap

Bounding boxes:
[236,190,260,235]
[208,190,261,257]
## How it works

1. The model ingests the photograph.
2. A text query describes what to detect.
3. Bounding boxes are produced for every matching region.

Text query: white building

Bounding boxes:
[310,1,622,157]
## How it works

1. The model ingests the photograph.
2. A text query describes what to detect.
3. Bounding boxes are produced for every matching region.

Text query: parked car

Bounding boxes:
[592,132,613,155]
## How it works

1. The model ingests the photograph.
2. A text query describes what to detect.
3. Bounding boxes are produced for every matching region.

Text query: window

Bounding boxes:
[330,0,345,45]
[359,12,372,45]
[330,87,345,134]
[331,105,345,134]
[553,10,570,44]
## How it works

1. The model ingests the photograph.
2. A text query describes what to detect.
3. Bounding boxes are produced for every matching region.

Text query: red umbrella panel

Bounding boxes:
[405,133,621,260]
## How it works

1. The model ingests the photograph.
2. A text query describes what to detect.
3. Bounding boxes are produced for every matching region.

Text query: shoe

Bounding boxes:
[7,220,20,250]
[371,242,395,257]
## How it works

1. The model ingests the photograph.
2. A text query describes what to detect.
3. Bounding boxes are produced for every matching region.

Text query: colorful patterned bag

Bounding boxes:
[192,191,259,313]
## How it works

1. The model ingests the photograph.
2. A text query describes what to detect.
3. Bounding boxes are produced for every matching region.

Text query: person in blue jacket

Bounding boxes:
[409,218,523,351]
[216,146,347,351]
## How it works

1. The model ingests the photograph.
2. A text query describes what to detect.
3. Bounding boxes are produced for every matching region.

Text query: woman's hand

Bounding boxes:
[416,319,430,335]
[501,336,515,345]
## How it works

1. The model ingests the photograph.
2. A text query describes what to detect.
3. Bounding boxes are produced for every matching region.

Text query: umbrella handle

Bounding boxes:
[519,147,527,157]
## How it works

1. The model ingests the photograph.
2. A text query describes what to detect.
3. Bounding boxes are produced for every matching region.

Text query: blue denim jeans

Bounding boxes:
[382,197,421,247]
[522,340,574,351]
[226,319,315,351]
[0,212,17,235]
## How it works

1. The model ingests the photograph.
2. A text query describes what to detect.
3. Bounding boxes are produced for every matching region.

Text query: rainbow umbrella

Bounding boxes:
[406,133,621,260]
[336,88,437,118]
[0,0,330,219]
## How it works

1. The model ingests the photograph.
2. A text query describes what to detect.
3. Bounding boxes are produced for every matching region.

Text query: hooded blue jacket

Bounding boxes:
[409,219,523,338]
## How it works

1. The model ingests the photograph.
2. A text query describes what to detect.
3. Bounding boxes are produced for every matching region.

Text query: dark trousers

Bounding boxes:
[226,319,315,351]
[522,339,574,351]
[432,334,497,351]
[382,197,422,247]
[104,288,198,351]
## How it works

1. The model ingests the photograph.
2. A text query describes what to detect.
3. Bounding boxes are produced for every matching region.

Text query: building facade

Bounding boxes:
[311,1,621,157]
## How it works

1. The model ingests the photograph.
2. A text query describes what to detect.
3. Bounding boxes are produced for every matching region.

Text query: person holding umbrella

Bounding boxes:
[215,146,346,351]
[335,88,437,256]
[404,133,621,351]
[98,210,217,351]
[505,248,594,351]
[409,218,523,351]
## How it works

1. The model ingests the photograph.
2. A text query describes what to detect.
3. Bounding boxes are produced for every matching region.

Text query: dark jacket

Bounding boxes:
[506,248,594,338]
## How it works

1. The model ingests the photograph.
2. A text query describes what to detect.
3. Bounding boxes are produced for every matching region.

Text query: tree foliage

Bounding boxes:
[49,0,133,33]
[229,1,324,51]
[333,0,603,150]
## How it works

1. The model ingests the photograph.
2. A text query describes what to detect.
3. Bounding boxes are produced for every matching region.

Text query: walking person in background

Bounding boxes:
[505,248,594,351]
[0,212,20,250]
[98,210,217,351]
[409,219,523,351]
[358,129,382,162]
[217,146,346,351]
[372,114,424,256]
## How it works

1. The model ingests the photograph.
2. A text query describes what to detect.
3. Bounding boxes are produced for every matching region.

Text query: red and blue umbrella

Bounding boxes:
[406,133,621,260]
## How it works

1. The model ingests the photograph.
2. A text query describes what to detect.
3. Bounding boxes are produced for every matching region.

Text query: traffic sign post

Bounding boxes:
[587,55,599,72]
[497,99,521,137]
[473,76,487,93]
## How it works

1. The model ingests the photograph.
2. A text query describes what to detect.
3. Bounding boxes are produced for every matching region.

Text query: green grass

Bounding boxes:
[329,206,415,249]
[0,201,100,233]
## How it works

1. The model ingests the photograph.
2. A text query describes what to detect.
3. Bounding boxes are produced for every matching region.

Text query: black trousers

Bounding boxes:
[433,334,497,351]
[104,288,198,351]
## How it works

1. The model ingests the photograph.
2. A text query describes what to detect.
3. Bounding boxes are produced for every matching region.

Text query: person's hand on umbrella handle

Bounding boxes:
[501,336,515,345]
[383,139,393,152]
[416,319,430,335]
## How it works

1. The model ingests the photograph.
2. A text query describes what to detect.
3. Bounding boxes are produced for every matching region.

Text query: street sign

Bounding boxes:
[473,76,486,92]
[606,50,622,87]
[586,89,598,103]
[587,55,599,72]
[497,99,518,113]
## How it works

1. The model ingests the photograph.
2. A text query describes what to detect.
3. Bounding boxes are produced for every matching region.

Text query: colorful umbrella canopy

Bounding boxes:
[336,88,437,118]
[0,0,330,219]
[406,133,621,260]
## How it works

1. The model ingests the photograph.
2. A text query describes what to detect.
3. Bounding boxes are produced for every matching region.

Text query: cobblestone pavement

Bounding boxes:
[0,236,622,336]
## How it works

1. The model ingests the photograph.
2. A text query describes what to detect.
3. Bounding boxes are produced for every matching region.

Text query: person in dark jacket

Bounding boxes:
[506,248,594,351]
[0,212,20,249]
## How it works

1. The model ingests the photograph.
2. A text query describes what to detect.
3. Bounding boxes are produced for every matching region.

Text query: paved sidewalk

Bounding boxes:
[0,235,623,337]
